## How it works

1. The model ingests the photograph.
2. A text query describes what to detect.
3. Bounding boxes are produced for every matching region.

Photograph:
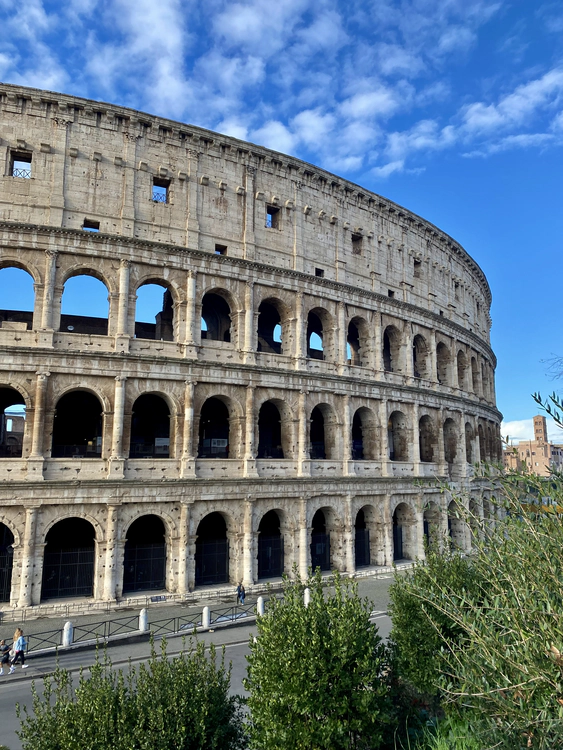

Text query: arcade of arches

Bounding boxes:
[1,492,493,607]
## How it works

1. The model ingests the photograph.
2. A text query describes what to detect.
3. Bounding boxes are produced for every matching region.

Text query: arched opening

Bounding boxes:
[310,509,330,571]
[443,418,457,465]
[307,311,324,360]
[60,274,109,335]
[135,283,174,341]
[51,391,103,458]
[478,424,486,461]
[201,293,231,342]
[419,415,435,463]
[129,394,170,458]
[486,425,493,462]
[0,387,26,457]
[457,350,467,389]
[0,523,14,602]
[257,510,283,579]
[310,405,336,460]
[465,423,473,463]
[198,398,229,458]
[393,503,415,561]
[448,501,465,549]
[436,342,450,385]
[351,410,364,459]
[423,502,440,549]
[383,326,400,372]
[0,266,35,330]
[195,512,228,586]
[412,334,429,379]
[482,363,490,401]
[41,518,95,600]
[257,401,283,459]
[347,320,362,366]
[388,411,408,461]
[354,508,370,568]
[257,301,283,354]
[122,515,166,593]
[471,357,480,394]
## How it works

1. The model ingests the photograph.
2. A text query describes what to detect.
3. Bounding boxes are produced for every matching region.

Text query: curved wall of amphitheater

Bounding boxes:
[0,83,501,612]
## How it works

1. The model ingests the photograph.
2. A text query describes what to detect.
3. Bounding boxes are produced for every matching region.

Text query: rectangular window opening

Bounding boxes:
[315,268,325,278]
[152,177,170,203]
[414,259,422,278]
[351,233,363,255]
[387,289,395,298]
[266,205,280,229]
[83,219,100,232]
[11,151,32,179]
[215,244,227,255]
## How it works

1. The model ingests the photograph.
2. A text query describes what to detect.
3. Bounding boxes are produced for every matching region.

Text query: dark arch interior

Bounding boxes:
[436,343,449,384]
[135,284,174,341]
[257,401,283,459]
[419,416,435,463]
[198,398,229,458]
[257,302,282,354]
[42,518,95,600]
[0,523,14,603]
[352,410,364,460]
[311,509,330,571]
[60,274,109,335]
[307,312,324,359]
[413,335,428,379]
[383,328,394,372]
[388,411,408,461]
[130,394,170,458]
[123,515,166,593]
[354,508,370,568]
[444,419,457,464]
[0,266,35,330]
[0,387,26,458]
[51,391,103,458]
[347,321,361,365]
[195,512,228,586]
[201,293,231,342]
[258,510,283,579]
[310,406,326,459]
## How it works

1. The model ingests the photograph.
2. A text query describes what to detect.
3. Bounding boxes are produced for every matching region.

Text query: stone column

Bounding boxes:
[242,498,255,586]
[294,292,306,370]
[405,332,414,379]
[108,376,127,479]
[297,390,310,476]
[243,281,256,365]
[383,496,393,566]
[244,385,258,478]
[379,400,390,476]
[374,314,383,373]
[103,504,119,601]
[178,502,190,595]
[458,410,468,477]
[243,166,256,261]
[299,498,309,577]
[344,494,355,574]
[337,301,347,373]
[40,250,58,330]
[184,270,198,356]
[411,402,421,476]
[436,408,447,475]
[116,259,131,336]
[186,149,201,250]
[181,380,196,477]
[30,371,49,458]
[18,506,39,607]
[430,329,438,384]
[342,394,352,475]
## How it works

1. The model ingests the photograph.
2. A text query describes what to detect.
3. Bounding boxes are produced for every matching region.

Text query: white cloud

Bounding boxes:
[249,120,297,154]
[502,417,563,445]
[371,159,405,177]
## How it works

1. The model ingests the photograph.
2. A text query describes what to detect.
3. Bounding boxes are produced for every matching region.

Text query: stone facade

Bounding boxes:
[0,83,502,613]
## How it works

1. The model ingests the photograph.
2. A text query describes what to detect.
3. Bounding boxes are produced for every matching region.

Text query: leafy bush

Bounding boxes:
[245,570,391,749]
[17,638,245,750]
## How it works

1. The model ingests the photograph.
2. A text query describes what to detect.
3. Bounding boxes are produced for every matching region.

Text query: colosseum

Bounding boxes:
[0,83,502,613]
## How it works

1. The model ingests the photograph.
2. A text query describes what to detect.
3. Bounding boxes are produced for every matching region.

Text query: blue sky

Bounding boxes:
[1,0,562,441]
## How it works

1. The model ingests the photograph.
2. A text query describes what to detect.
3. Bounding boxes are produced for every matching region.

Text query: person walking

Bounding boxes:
[0,640,10,675]
[239,584,246,605]
[9,628,28,673]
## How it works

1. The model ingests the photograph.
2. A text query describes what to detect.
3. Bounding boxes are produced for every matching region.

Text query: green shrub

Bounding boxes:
[17,638,245,750]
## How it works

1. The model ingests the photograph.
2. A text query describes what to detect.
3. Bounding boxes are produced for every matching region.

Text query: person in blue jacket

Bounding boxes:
[8,628,28,673]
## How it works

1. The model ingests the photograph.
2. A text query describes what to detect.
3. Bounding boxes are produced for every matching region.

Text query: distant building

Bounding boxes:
[503,415,563,475]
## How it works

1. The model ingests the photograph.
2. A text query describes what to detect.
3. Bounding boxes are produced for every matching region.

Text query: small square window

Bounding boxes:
[315,268,324,278]
[387,289,395,298]
[351,233,362,255]
[83,219,100,232]
[152,177,169,203]
[11,151,32,179]
[414,259,422,278]
[215,244,227,255]
[266,205,280,229]
[439,310,444,316]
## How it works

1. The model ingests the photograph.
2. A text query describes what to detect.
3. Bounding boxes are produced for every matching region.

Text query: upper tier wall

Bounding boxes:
[0,82,491,341]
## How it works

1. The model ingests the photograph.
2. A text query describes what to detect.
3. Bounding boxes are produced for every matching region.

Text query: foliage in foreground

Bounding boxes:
[391,470,563,749]
[245,570,391,749]
[17,638,245,750]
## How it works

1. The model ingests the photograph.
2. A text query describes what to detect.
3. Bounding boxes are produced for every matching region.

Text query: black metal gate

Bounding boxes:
[41,547,94,599]
[393,524,403,561]
[311,533,330,571]
[355,528,370,568]
[258,535,284,579]
[0,524,13,602]
[122,542,166,593]
[195,539,228,586]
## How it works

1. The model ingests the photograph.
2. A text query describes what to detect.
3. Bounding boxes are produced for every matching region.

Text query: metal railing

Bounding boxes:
[27,629,63,654]
[150,613,201,636]
[210,602,255,625]
[12,168,31,179]
[73,615,140,643]
[152,191,167,203]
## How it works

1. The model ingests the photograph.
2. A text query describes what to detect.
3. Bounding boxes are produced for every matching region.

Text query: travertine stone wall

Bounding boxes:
[0,83,502,613]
